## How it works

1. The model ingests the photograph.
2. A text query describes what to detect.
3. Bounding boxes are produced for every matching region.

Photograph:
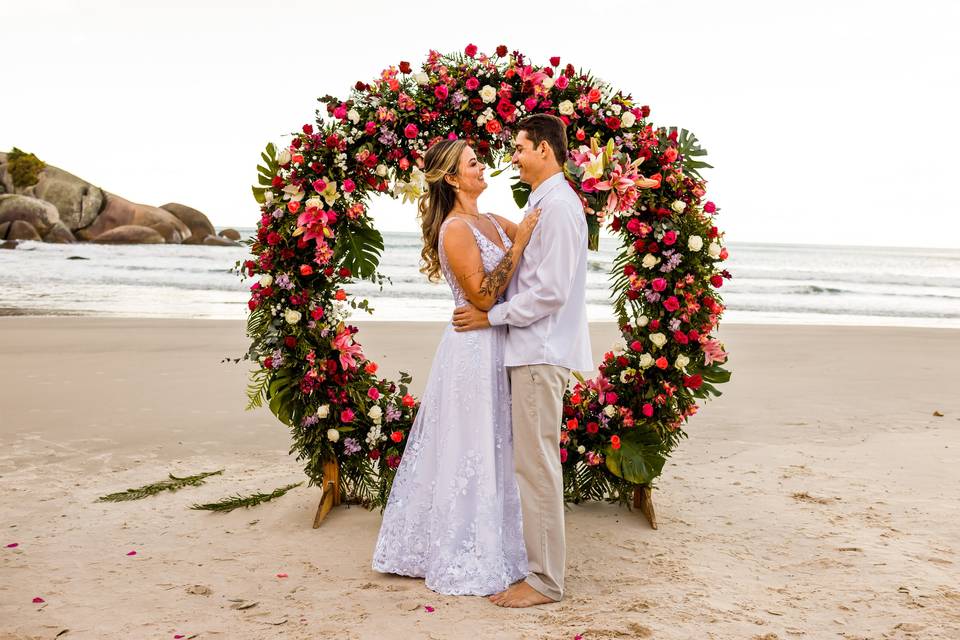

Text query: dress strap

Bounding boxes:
[483,214,512,247]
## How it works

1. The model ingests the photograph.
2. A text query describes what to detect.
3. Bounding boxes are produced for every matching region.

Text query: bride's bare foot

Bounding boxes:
[492,581,556,608]
[488,580,523,604]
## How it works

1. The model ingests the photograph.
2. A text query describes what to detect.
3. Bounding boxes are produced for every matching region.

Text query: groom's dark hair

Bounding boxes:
[517,114,567,166]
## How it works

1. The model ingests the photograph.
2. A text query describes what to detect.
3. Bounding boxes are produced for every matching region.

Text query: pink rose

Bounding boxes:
[555,76,569,90]
[663,230,677,245]
[404,123,419,139]
[651,278,667,292]
[364,121,376,135]
[465,77,479,91]
[343,178,356,193]
[559,448,568,463]
[311,179,327,192]
[524,97,538,111]
[703,201,716,213]
[333,105,347,120]
[605,392,618,404]
[340,408,355,423]
[663,296,680,312]
[367,387,380,401]
[642,403,654,417]
[464,43,478,57]
[434,85,449,100]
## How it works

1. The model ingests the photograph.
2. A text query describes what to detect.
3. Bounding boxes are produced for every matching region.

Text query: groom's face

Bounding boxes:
[511,131,543,185]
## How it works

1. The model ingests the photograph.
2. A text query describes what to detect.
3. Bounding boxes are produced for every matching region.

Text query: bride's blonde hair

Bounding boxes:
[418,139,468,282]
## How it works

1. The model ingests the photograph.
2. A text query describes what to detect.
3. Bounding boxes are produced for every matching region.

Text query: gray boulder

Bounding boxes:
[0,153,105,230]
[160,202,215,245]
[201,234,239,246]
[7,219,42,241]
[93,225,165,244]
[43,221,77,243]
[218,228,241,241]
[0,194,61,235]
[77,193,191,243]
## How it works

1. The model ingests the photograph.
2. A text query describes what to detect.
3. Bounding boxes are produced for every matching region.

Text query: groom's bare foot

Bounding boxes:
[488,580,523,605]
[492,581,556,608]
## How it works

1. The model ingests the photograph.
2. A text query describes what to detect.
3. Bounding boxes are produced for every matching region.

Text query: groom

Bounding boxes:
[453,114,592,607]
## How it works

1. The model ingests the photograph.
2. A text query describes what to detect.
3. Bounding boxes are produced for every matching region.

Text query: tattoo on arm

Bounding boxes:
[478,246,516,298]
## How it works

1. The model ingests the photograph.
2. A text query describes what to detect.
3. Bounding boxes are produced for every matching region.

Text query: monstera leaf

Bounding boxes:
[605,427,667,486]
[334,223,384,281]
[666,127,712,180]
[252,142,279,204]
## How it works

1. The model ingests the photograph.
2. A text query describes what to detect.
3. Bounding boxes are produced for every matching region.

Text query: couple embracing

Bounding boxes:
[372,114,592,607]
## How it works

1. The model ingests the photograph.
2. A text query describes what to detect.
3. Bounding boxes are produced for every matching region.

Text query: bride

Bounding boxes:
[372,139,540,595]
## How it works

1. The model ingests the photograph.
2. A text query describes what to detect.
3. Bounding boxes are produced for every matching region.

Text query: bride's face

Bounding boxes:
[453,146,486,197]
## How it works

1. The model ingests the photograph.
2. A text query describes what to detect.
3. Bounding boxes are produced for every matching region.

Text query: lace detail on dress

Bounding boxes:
[372,213,526,596]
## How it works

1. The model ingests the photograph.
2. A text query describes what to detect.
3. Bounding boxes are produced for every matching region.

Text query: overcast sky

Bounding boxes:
[2,0,958,247]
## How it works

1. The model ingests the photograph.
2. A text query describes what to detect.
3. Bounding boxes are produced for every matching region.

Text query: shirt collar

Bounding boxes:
[527,172,566,210]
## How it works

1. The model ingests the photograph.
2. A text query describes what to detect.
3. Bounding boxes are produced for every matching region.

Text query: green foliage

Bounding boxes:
[96,469,224,502]
[252,142,278,204]
[7,147,46,189]
[190,482,302,512]
[667,128,713,180]
[604,428,667,486]
[334,223,384,281]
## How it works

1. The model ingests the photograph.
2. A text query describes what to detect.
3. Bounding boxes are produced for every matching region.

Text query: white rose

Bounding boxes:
[612,339,627,353]
[414,72,429,85]
[636,314,649,327]
[368,405,383,424]
[603,405,617,418]
[347,109,360,124]
[642,253,659,269]
[558,100,575,116]
[638,353,655,369]
[317,404,330,418]
[305,196,322,210]
[376,164,388,177]
[675,354,690,370]
[708,242,722,259]
[327,428,340,442]
[259,274,274,288]
[577,445,586,454]
[626,245,636,257]
[479,85,497,103]
[671,200,687,213]
[284,309,302,325]
[277,149,291,165]
[649,332,667,349]
[621,111,636,128]
[688,235,703,251]
[611,104,622,115]
[541,76,555,90]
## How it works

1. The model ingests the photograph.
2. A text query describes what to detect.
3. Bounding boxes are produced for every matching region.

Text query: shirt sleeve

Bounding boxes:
[487,196,583,328]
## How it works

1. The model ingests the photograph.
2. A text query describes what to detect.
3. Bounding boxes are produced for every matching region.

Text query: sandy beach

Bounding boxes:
[1,318,958,640]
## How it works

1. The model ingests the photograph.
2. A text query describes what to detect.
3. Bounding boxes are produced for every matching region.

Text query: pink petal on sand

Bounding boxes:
[32,597,45,604]
[126,550,137,556]
[6,543,18,548]
[424,606,435,612]
[276,573,288,578]
[174,635,185,639]
[574,635,584,640]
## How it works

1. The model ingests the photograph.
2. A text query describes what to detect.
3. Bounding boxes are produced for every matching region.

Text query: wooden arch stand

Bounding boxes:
[312,459,657,530]
[633,484,657,530]
[312,459,341,528]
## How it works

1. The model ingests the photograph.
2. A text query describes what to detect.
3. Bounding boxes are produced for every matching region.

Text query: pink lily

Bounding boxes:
[332,328,363,371]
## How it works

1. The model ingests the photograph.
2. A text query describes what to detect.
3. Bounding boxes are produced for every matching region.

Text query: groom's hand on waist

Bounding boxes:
[453,304,490,332]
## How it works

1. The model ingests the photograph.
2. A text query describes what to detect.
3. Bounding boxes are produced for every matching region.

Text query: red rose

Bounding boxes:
[610,435,621,450]
[684,374,703,389]
[284,336,297,349]
[338,267,352,277]
[651,278,667,292]
[703,201,716,213]
[655,356,668,369]
[624,264,637,276]
[586,422,599,434]
[565,63,575,78]
[369,449,380,460]
[626,290,640,300]
[299,264,313,276]
[365,361,378,374]
[302,123,313,135]
[662,147,678,164]
[465,77,479,91]
[550,56,561,67]
[560,448,568,463]
[649,319,661,330]
[364,121,376,135]
[710,274,724,288]
[708,226,719,239]
[402,394,415,408]
[399,61,411,74]
[663,230,677,245]
[390,431,403,443]
[647,242,659,253]
[434,84,449,100]
[485,119,502,134]
[263,356,273,369]
[663,296,680,312]
[266,232,281,246]
[287,201,300,214]
[575,128,586,141]
[605,116,621,130]
[630,340,643,351]
[387,454,401,469]
[688,329,700,341]
[404,123,419,139]
[566,418,579,431]
[464,43,478,57]
[570,393,582,404]
[496,45,508,57]
[642,403,654,417]
[271,175,283,188]
[335,289,347,301]
[672,331,689,345]
[496,99,516,121]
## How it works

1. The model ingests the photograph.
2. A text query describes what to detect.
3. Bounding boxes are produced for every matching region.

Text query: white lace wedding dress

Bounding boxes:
[372,214,528,596]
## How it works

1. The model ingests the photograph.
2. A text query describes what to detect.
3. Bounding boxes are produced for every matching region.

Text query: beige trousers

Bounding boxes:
[509,363,570,601]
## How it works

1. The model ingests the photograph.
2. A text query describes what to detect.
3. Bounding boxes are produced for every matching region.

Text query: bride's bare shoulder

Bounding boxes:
[487,213,518,240]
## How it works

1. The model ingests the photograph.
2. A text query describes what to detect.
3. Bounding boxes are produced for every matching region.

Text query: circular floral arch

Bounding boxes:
[241,45,731,508]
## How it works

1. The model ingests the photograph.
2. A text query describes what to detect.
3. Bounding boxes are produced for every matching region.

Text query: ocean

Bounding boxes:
[1,229,958,327]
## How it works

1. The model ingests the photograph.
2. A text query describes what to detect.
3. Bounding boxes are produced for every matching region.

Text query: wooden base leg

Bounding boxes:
[312,459,341,529]
[633,484,657,530]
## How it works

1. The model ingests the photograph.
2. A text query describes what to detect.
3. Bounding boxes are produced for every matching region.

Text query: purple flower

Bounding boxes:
[385,404,401,423]
[644,290,661,303]
[302,415,319,427]
[668,317,682,332]
[343,438,361,455]
[378,129,399,147]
